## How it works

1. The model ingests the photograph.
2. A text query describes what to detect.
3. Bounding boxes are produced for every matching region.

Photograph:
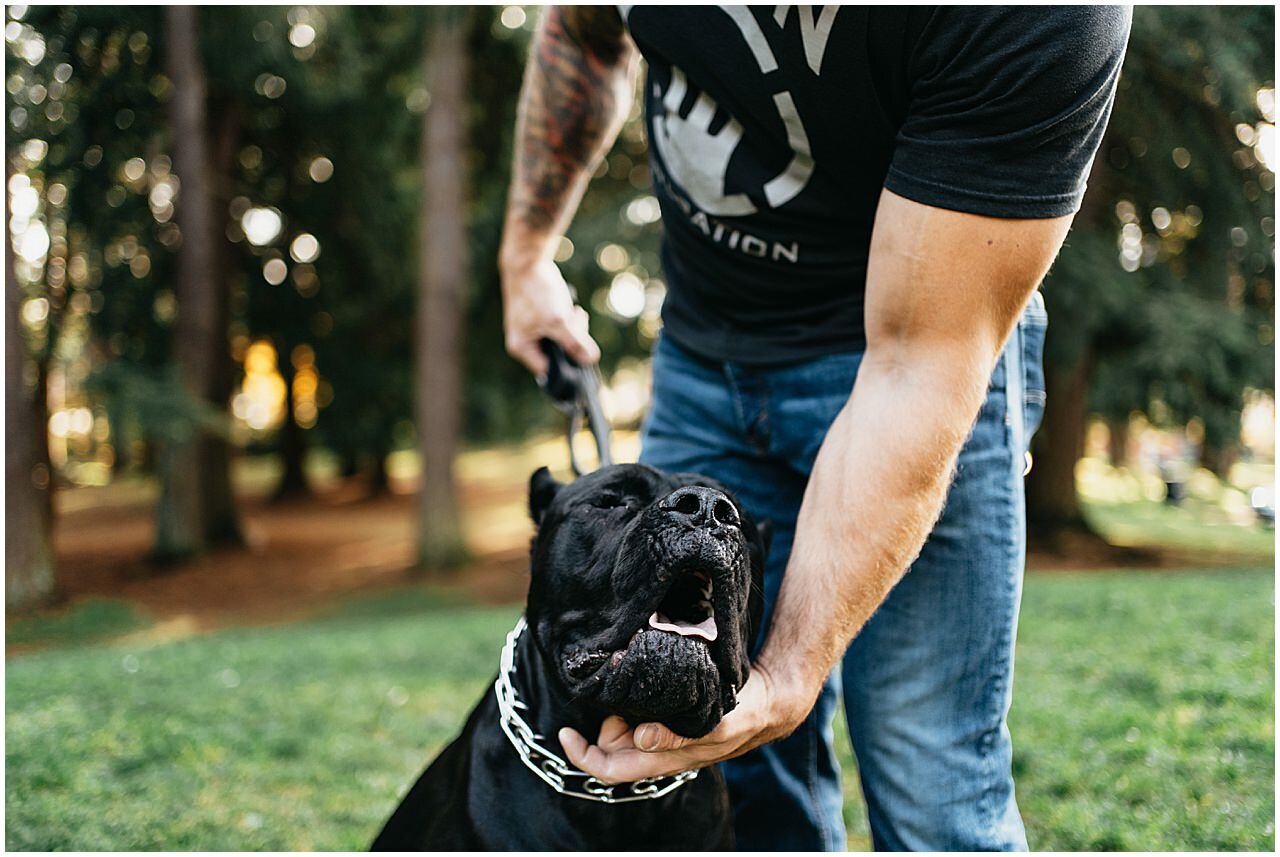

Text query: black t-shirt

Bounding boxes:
[620,5,1132,366]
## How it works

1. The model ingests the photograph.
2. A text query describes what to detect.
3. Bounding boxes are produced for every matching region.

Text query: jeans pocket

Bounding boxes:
[1020,291,1048,443]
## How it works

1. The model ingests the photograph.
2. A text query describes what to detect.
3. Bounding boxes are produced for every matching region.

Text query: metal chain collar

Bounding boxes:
[494,616,700,804]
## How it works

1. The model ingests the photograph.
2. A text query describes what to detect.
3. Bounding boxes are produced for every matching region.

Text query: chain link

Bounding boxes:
[494,617,700,804]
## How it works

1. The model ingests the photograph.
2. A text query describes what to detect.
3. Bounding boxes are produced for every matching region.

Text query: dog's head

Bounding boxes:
[523,463,768,739]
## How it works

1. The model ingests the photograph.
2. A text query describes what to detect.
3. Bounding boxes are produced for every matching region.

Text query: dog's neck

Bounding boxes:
[510,617,609,741]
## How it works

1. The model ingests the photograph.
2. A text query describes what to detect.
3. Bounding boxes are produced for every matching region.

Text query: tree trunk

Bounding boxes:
[339,449,360,479]
[1199,444,1236,479]
[201,94,243,542]
[274,357,310,500]
[1026,354,1096,540]
[156,6,240,560]
[1107,417,1129,468]
[367,447,391,496]
[6,160,57,611]
[415,11,471,571]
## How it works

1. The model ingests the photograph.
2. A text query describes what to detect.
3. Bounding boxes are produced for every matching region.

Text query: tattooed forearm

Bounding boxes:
[504,5,636,246]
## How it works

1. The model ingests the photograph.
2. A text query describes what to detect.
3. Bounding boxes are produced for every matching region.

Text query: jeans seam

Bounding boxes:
[976,325,1025,841]
[754,391,772,452]
[805,709,833,849]
[722,364,749,440]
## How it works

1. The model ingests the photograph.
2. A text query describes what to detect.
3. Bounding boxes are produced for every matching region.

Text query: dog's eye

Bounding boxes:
[592,492,627,509]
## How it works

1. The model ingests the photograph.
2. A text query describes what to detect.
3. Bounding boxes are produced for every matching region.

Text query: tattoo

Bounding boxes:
[510,5,632,232]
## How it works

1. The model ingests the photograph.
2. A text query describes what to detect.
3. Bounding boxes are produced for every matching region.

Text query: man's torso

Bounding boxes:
[625,5,918,364]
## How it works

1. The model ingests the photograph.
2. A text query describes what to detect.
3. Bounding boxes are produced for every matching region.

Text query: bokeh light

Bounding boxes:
[290,232,320,263]
[21,296,48,325]
[263,257,288,285]
[288,23,316,49]
[254,73,287,99]
[16,220,48,263]
[307,156,333,183]
[595,242,628,272]
[233,340,287,431]
[554,236,574,262]
[625,195,661,225]
[606,272,645,319]
[291,344,320,428]
[1254,122,1275,171]
[500,6,527,29]
[241,207,283,246]
[122,157,146,182]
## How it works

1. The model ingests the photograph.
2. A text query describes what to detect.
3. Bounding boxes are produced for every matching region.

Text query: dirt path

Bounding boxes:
[49,484,527,635]
[19,432,1271,646]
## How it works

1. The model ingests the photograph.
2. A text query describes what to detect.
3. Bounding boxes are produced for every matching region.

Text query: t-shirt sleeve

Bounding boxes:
[884,6,1132,219]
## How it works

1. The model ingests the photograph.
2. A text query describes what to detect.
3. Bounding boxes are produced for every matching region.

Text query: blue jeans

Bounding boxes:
[639,295,1047,851]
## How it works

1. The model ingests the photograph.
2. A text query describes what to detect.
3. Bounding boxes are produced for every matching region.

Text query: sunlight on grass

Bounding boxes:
[1078,459,1274,559]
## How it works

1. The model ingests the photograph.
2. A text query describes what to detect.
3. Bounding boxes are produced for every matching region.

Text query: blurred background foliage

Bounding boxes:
[1029,5,1275,537]
[4,4,1274,600]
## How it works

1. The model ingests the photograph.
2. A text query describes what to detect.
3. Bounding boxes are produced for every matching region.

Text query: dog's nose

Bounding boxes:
[659,486,740,530]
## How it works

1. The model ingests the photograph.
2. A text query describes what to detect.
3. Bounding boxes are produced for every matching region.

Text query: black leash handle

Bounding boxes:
[539,338,613,477]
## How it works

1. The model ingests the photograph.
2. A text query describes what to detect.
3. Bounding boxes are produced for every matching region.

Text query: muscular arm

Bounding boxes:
[752,191,1071,708]
[560,189,1074,780]
[499,5,638,375]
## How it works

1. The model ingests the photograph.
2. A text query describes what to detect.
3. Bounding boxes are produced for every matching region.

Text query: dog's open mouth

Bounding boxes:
[647,570,717,641]
[554,539,747,737]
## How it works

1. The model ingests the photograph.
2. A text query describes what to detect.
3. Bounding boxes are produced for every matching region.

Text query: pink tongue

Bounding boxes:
[648,611,718,642]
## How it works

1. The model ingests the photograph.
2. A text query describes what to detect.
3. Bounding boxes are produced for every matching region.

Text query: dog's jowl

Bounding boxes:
[372,463,768,851]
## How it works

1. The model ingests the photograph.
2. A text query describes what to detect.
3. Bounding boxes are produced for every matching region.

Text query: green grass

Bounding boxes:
[6,570,1274,850]
[5,599,152,650]
[1004,569,1274,851]
[6,593,517,851]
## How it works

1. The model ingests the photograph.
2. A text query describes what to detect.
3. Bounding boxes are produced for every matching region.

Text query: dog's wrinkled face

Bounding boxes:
[524,464,767,739]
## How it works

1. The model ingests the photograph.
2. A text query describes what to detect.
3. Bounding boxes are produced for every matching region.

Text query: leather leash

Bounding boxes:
[538,337,613,476]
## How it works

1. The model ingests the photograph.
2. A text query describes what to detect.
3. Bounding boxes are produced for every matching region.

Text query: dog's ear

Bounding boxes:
[529,466,563,527]
[754,519,773,561]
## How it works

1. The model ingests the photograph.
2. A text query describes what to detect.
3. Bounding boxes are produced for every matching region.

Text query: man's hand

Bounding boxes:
[501,257,599,378]
[557,659,811,783]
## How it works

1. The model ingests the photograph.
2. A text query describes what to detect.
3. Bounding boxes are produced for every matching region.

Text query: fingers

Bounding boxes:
[507,336,549,378]
[558,727,630,783]
[634,722,691,753]
[596,715,633,750]
[558,727,589,764]
[559,727,681,785]
[559,719,720,785]
[505,316,599,378]
[559,306,600,367]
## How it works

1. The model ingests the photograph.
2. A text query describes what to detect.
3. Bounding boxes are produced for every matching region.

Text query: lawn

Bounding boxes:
[1077,458,1275,560]
[5,569,1274,851]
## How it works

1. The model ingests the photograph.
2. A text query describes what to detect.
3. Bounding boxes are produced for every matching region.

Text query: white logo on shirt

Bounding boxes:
[646,6,837,219]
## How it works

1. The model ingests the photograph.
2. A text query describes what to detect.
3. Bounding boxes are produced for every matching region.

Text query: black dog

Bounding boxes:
[372,463,767,850]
